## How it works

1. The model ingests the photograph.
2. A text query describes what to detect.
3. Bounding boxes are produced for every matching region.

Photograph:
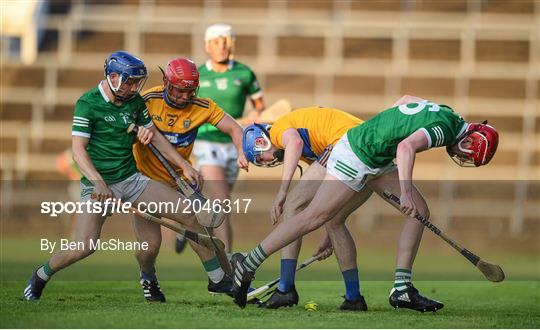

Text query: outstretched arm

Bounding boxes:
[395,130,429,217]
[215,114,249,171]
[270,128,303,224]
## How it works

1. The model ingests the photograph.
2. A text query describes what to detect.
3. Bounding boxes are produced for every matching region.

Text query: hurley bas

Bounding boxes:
[41,238,148,253]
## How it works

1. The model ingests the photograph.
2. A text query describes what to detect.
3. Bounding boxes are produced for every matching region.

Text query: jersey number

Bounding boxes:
[398,101,440,115]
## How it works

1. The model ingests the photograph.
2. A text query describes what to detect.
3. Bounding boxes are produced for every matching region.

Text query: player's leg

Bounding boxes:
[131,214,166,302]
[199,142,239,253]
[133,179,231,294]
[368,169,443,312]
[23,209,107,300]
[231,135,373,308]
[260,163,325,309]
[189,140,236,254]
[324,187,373,311]
[231,174,357,307]
[199,165,233,252]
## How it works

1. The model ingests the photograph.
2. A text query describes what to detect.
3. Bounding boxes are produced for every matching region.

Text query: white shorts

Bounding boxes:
[193,140,239,185]
[80,172,150,204]
[326,134,396,192]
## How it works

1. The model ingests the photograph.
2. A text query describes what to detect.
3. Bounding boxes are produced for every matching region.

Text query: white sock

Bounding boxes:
[208,268,225,283]
[36,267,50,281]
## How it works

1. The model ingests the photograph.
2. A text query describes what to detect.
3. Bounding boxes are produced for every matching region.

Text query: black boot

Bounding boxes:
[389,286,443,312]
[260,286,299,309]
[340,295,368,311]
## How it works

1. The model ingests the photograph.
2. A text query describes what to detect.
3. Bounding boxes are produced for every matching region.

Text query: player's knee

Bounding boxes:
[416,203,430,220]
[137,244,159,261]
[324,217,345,231]
[282,204,301,221]
[304,208,333,231]
[283,196,308,219]
[422,208,430,220]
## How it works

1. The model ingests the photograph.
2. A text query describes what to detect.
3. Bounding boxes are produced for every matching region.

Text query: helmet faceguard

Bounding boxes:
[242,124,283,168]
[104,51,147,102]
[160,58,199,109]
[447,121,499,167]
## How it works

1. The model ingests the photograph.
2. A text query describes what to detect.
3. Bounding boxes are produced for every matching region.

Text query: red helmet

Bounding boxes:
[160,58,199,108]
[447,121,499,167]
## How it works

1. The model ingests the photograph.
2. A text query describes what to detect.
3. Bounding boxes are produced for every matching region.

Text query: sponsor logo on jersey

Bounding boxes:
[199,81,211,88]
[104,116,116,122]
[152,115,163,122]
[161,130,198,147]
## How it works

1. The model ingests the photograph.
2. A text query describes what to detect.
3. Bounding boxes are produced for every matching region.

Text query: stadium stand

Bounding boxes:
[1,0,538,238]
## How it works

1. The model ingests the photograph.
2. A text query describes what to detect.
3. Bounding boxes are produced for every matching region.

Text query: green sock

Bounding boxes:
[243,244,268,272]
[203,257,224,283]
[394,268,412,291]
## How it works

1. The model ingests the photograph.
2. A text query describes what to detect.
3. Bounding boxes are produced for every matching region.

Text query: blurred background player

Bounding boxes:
[133,57,248,295]
[23,51,226,302]
[232,96,499,311]
[175,23,265,254]
[242,107,370,310]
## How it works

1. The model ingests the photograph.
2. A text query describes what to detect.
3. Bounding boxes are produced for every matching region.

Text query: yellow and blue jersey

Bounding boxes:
[133,85,225,183]
[269,107,363,165]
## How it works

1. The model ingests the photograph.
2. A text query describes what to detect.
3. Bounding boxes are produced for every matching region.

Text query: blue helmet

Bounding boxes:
[104,51,148,101]
[243,123,282,167]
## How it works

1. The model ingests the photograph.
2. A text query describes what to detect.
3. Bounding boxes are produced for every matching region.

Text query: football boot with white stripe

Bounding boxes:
[230,253,254,308]
[140,279,166,302]
[389,285,443,312]
[22,268,48,301]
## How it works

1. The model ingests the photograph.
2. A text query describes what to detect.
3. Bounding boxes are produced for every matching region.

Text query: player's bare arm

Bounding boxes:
[271,128,304,224]
[72,136,112,202]
[215,113,249,171]
[146,125,202,187]
[395,130,429,217]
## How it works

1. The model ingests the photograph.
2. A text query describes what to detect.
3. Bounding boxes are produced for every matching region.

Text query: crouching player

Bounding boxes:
[132,57,248,296]
[242,107,371,310]
[22,51,230,302]
[232,96,499,312]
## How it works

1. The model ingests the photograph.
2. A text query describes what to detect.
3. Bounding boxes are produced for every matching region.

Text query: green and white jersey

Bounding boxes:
[197,60,262,143]
[347,101,467,168]
[71,83,153,185]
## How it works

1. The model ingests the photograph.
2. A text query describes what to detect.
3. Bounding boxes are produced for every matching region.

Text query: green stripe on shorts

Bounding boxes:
[335,164,356,179]
[336,160,358,175]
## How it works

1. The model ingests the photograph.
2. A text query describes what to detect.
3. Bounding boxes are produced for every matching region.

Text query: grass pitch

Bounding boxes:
[1,237,539,328]
[1,280,539,328]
